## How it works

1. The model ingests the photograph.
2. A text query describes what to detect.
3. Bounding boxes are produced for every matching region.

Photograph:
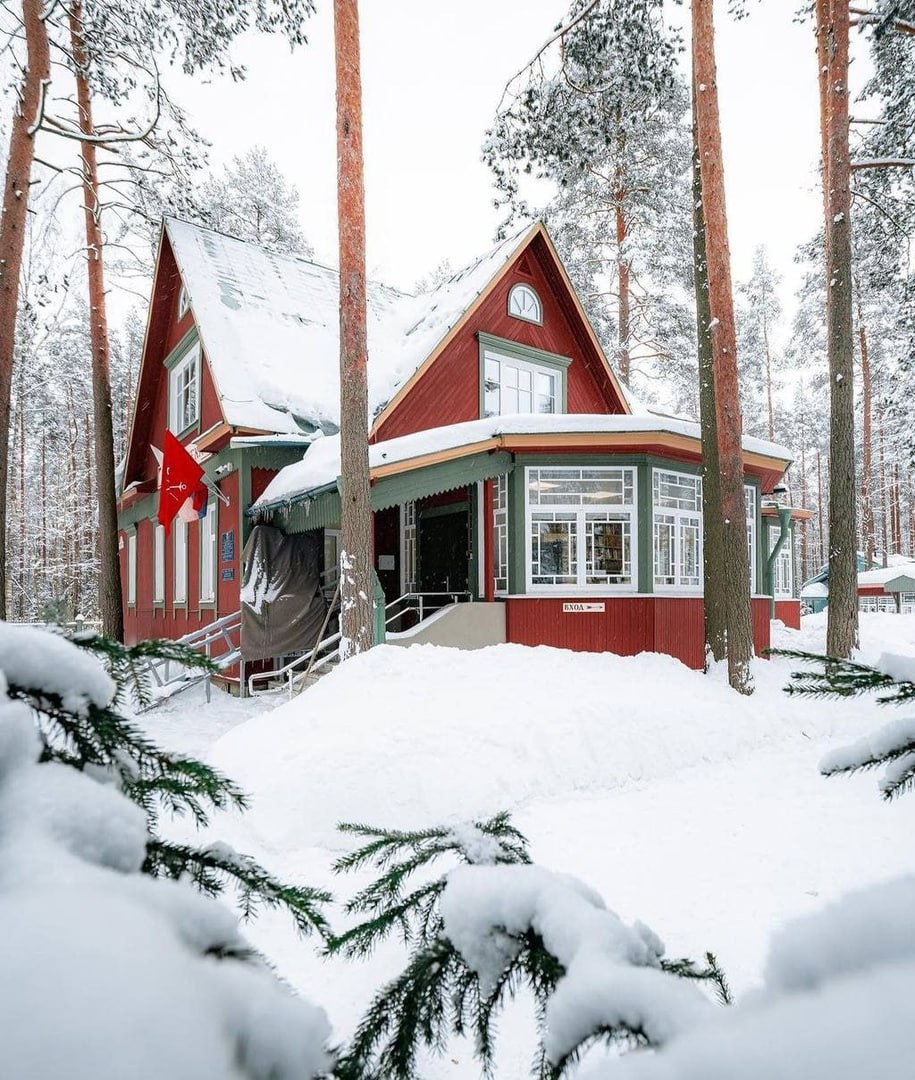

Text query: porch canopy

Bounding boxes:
[246,414,792,535]
[884,573,915,595]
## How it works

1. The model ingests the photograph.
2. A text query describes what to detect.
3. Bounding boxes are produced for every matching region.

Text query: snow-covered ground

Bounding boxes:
[140,613,915,1077]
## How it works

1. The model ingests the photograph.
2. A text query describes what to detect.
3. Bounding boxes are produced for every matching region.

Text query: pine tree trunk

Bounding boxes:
[878,395,888,565]
[892,463,902,555]
[817,450,826,566]
[615,198,631,384]
[692,0,754,694]
[0,0,49,619]
[817,0,859,657]
[800,442,810,581]
[858,312,875,566]
[762,317,774,440]
[692,99,725,666]
[334,0,374,658]
[69,4,124,640]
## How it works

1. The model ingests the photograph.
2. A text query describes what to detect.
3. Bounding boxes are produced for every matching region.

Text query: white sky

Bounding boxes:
[177,1,824,309]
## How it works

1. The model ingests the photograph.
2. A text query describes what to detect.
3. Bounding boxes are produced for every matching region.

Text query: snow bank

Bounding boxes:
[210,643,868,852]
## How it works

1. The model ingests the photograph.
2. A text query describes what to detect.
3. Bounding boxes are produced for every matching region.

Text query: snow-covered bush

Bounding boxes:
[329,817,729,1079]
[0,623,333,1078]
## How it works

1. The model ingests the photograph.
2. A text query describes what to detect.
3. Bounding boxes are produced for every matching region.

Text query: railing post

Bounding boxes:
[419,595,424,622]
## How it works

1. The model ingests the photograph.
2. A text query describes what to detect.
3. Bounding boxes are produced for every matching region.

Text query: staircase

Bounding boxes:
[143,610,242,708]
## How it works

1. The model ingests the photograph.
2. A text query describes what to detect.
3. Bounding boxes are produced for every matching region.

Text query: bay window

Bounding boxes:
[526,467,636,590]
[653,470,702,590]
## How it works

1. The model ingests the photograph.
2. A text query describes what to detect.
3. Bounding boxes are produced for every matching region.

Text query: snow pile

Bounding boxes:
[0,621,115,713]
[210,643,871,852]
[441,864,711,1061]
[0,661,331,1079]
[589,877,915,1079]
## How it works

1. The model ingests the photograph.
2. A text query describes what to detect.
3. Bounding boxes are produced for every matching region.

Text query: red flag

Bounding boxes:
[158,430,205,536]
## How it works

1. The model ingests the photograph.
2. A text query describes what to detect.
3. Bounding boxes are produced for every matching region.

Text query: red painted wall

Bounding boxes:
[774,599,801,630]
[505,595,772,670]
[374,238,622,442]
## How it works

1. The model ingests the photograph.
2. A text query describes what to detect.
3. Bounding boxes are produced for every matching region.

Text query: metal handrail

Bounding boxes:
[384,591,471,628]
[247,629,342,698]
[147,609,242,702]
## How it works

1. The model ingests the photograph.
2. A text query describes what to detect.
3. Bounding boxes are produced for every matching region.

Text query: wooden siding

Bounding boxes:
[505,595,772,671]
[374,236,623,442]
[774,599,801,630]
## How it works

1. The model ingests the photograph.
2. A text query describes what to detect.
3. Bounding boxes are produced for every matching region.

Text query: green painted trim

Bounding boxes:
[637,461,653,593]
[469,483,480,600]
[478,332,571,417]
[508,465,526,593]
[163,326,199,371]
[418,500,469,520]
[764,506,792,615]
[119,492,158,531]
[373,570,386,645]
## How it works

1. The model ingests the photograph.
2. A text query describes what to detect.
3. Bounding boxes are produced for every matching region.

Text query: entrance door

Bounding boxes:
[418,509,469,594]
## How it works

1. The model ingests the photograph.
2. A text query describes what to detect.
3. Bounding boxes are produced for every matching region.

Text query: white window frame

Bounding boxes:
[173,517,188,604]
[493,473,509,595]
[525,466,638,593]
[507,282,543,324]
[153,523,165,604]
[400,503,417,594]
[178,283,190,319]
[169,343,200,435]
[652,469,703,593]
[483,348,561,418]
[745,484,758,593]
[767,525,793,599]
[199,499,217,604]
[127,532,137,606]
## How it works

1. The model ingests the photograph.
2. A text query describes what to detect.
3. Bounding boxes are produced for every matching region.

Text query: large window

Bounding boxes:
[153,523,165,603]
[768,526,793,598]
[484,349,559,417]
[653,470,702,590]
[526,467,636,590]
[169,344,200,434]
[199,500,217,603]
[493,474,509,594]
[174,517,188,604]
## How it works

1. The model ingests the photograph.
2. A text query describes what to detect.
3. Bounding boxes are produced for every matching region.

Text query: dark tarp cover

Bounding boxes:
[240,525,327,661]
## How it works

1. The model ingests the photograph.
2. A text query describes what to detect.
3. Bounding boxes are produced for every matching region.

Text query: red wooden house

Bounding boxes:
[118,218,803,683]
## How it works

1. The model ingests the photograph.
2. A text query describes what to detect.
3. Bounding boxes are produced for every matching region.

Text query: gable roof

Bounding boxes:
[164,217,631,435]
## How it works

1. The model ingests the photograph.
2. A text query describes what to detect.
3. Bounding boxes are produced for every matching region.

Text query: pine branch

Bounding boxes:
[770,648,915,705]
[144,839,332,939]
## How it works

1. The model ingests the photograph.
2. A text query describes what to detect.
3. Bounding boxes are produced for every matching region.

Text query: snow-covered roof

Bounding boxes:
[800,582,829,598]
[254,413,793,511]
[859,562,915,587]
[165,218,537,434]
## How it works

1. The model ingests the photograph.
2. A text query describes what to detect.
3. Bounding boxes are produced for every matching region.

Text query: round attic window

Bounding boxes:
[508,283,542,325]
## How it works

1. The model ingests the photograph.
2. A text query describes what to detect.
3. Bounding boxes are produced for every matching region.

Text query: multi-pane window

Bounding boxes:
[153,524,165,603]
[508,283,542,324]
[169,344,199,434]
[199,500,216,603]
[493,474,509,594]
[401,502,417,593]
[653,470,702,589]
[174,518,188,604]
[177,284,190,319]
[767,526,793,598]
[127,532,137,605]
[745,485,757,592]
[902,592,915,615]
[527,467,636,590]
[484,350,558,417]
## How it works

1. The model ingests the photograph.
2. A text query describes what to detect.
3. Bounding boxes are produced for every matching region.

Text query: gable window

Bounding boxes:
[199,499,217,603]
[653,469,702,590]
[526,466,636,590]
[484,350,559,417]
[153,523,165,604]
[169,344,200,434]
[127,531,137,605]
[508,283,542,324]
[177,283,190,319]
[174,517,188,604]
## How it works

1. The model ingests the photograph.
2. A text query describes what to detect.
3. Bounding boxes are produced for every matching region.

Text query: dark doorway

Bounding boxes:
[419,508,469,594]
